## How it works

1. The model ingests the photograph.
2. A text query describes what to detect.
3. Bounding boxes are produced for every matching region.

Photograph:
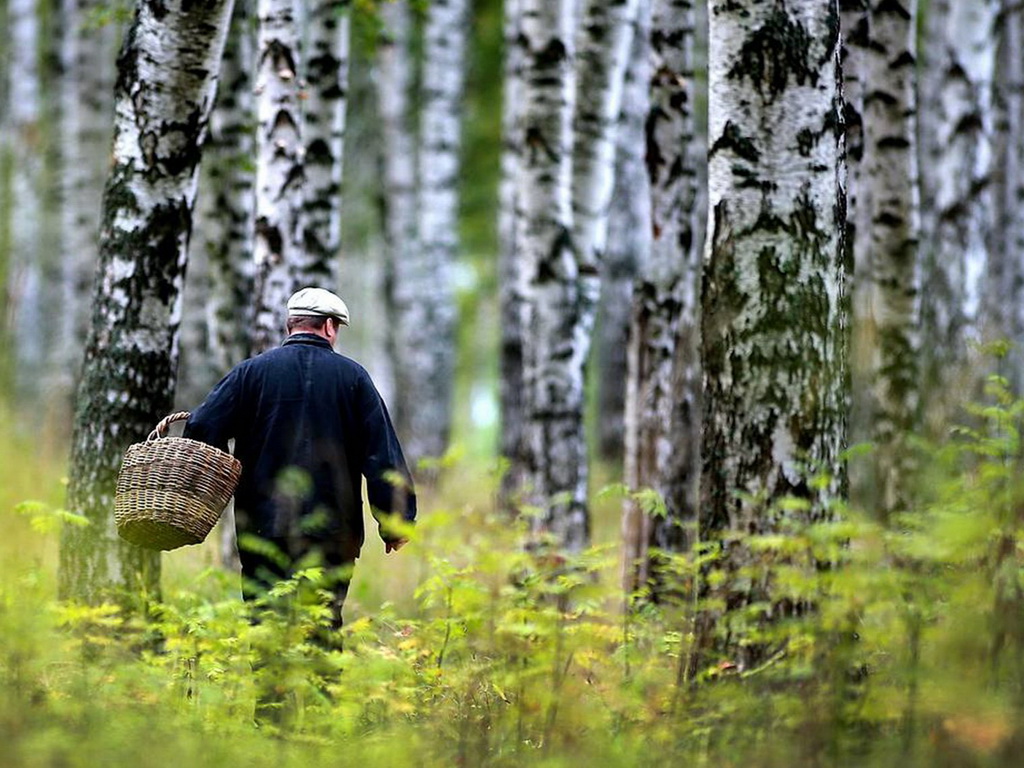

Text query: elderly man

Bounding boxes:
[184,287,416,632]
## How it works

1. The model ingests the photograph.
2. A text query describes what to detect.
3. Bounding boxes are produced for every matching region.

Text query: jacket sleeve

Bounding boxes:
[355,372,417,539]
[183,365,243,452]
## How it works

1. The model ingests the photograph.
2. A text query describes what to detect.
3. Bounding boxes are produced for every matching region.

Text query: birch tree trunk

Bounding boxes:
[299,0,350,288]
[701,0,846,664]
[7,0,45,401]
[188,2,255,573]
[59,0,235,604]
[598,0,649,462]
[499,0,527,498]
[251,0,304,353]
[919,0,999,408]
[861,0,920,516]
[516,0,589,551]
[393,0,469,463]
[622,0,701,595]
[56,2,118,409]
[0,0,8,392]
[203,1,255,375]
[376,0,418,446]
[991,2,1024,389]
[572,0,641,457]
[840,0,873,504]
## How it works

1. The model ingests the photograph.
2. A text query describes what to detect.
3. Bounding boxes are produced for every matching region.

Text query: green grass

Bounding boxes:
[5,381,1024,767]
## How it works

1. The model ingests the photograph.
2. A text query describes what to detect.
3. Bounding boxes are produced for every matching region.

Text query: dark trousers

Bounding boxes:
[238,538,354,726]
[238,536,354,632]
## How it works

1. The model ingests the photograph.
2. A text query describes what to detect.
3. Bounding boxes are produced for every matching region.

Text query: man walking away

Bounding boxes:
[184,286,416,633]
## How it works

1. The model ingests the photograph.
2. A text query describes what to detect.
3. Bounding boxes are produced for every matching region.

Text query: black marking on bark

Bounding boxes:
[535,37,568,69]
[728,6,818,99]
[709,120,760,162]
[877,135,910,150]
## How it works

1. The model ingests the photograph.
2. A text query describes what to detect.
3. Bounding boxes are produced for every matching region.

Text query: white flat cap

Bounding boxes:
[287,287,350,326]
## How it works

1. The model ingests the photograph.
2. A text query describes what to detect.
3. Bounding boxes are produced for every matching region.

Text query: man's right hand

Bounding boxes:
[384,538,409,554]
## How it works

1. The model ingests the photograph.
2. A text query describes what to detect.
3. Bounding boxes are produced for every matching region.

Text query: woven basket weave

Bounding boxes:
[115,412,242,551]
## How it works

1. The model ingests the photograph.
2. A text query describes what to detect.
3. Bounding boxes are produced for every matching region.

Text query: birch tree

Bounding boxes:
[598,1,649,462]
[991,1,1024,388]
[622,0,701,595]
[299,0,350,288]
[203,2,256,375]
[860,0,920,515]
[573,0,641,455]
[7,0,45,400]
[394,0,469,462]
[919,0,999,404]
[700,0,846,663]
[516,0,588,550]
[56,2,118,405]
[376,0,418,433]
[59,0,235,603]
[499,0,526,497]
[251,0,304,353]
[0,0,9,391]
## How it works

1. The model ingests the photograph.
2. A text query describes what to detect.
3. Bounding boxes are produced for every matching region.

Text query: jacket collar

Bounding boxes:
[283,333,333,349]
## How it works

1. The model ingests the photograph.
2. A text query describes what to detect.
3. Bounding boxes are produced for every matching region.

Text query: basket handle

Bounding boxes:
[147,411,192,441]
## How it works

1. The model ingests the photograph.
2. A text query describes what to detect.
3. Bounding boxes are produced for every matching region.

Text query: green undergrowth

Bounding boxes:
[5,378,1024,766]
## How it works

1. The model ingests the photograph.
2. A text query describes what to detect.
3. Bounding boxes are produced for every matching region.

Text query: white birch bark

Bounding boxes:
[597,0,648,461]
[377,0,419,448]
[203,1,256,375]
[622,0,702,595]
[991,2,1024,388]
[59,0,235,604]
[841,0,874,503]
[0,0,9,383]
[251,0,304,353]
[7,0,45,399]
[861,0,920,515]
[299,0,350,288]
[499,0,527,496]
[55,3,118,406]
[190,3,255,574]
[516,0,589,551]
[391,0,469,463]
[572,0,641,348]
[919,0,999,400]
[701,0,846,648]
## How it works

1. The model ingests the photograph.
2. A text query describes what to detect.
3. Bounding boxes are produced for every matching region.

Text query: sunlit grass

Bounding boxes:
[6,380,1024,766]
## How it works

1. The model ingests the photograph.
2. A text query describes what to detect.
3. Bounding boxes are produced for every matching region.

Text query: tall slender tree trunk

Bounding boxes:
[516,0,589,551]
[622,0,701,595]
[376,0,418,442]
[0,0,10,394]
[7,0,45,402]
[573,0,641,435]
[186,2,255,572]
[700,0,846,666]
[918,0,999,408]
[56,2,118,412]
[395,0,469,463]
[840,0,873,503]
[251,0,304,353]
[59,0,235,604]
[202,1,256,375]
[861,0,920,516]
[300,0,350,288]
[499,0,527,499]
[598,0,649,463]
[991,1,1024,389]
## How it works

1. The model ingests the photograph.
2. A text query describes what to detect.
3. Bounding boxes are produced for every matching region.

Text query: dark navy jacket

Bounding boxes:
[184,334,416,562]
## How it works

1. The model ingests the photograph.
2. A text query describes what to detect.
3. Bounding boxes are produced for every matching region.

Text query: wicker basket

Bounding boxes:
[115,412,242,551]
